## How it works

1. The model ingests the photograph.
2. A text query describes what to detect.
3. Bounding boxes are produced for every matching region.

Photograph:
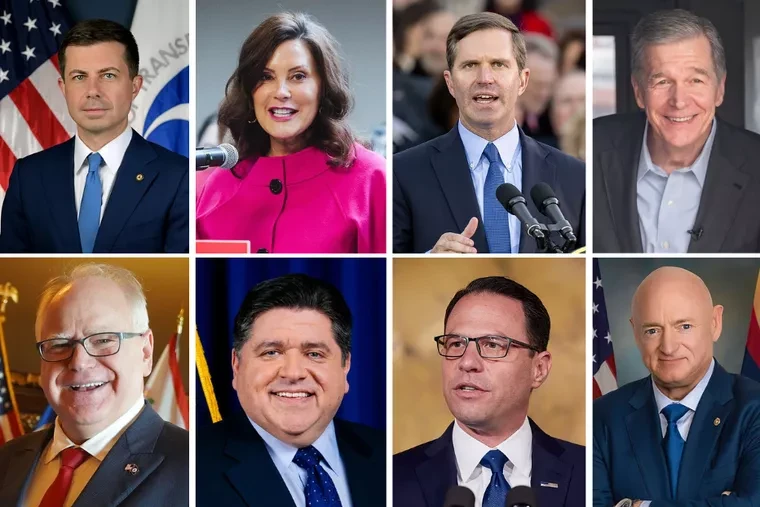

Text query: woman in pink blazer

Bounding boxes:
[197,12,386,253]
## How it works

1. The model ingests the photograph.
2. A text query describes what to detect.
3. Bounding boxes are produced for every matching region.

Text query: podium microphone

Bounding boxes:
[530,182,576,245]
[196,143,239,169]
[495,184,545,240]
[443,486,475,507]
[506,485,537,507]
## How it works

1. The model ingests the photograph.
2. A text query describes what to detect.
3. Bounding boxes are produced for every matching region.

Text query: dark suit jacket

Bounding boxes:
[393,419,585,507]
[593,361,760,506]
[195,411,386,507]
[0,131,189,253]
[594,112,760,253]
[0,403,189,506]
[393,126,585,253]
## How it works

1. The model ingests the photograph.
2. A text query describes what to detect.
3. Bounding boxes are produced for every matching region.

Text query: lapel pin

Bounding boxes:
[540,481,559,489]
[714,417,721,426]
[124,463,139,475]
[136,174,144,181]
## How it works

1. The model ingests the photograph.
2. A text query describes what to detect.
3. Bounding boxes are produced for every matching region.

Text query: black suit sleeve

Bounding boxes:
[0,159,31,252]
[393,165,413,253]
[163,167,189,253]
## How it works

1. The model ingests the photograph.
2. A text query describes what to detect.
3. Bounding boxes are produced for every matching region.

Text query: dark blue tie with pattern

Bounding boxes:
[293,445,343,507]
[482,143,511,253]
[662,403,689,499]
[481,449,511,507]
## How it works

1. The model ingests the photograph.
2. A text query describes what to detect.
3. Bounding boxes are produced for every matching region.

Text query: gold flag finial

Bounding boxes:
[0,282,19,314]
[176,308,185,336]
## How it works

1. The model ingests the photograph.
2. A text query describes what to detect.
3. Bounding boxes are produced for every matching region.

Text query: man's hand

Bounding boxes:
[431,217,478,253]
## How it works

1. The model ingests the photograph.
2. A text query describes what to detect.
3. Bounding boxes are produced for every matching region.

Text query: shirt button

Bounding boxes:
[663,241,669,250]
[256,248,268,253]
[269,179,283,195]
[667,200,674,206]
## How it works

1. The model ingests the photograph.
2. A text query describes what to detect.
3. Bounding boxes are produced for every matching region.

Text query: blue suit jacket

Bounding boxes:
[393,419,585,507]
[195,411,386,507]
[0,131,189,253]
[593,361,760,506]
[393,126,585,253]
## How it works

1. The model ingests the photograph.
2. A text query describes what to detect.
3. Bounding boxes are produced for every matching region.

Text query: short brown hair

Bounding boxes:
[218,12,356,168]
[60,19,139,79]
[446,12,527,71]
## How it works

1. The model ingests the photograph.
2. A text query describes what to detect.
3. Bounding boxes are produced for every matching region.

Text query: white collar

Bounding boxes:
[44,396,145,464]
[74,126,133,175]
[451,417,533,483]
[653,358,715,413]
[458,120,520,171]
[249,418,342,473]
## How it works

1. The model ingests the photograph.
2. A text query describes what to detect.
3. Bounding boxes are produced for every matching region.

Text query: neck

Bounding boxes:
[456,415,524,448]
[647,124,710,174]
[461,116,516,142]
[59,420,97,445]
[654,360,711,401]
[77,121,128,152]
[268,136,307,157]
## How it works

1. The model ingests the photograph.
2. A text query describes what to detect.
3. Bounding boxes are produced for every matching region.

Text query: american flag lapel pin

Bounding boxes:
[124,463,139,475]
[540,481,559,489]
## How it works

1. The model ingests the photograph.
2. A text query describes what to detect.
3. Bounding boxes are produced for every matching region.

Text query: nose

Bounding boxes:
[659,328,679,356]
[669,82,687,109]
[457,341,485,372]
[279,351,307,381]
[67,342,97,370]
[84,77,102,99]
[274,78,291,100]
[477,64,495,85]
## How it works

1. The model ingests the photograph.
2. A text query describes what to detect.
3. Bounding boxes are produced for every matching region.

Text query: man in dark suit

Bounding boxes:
[593,266,760,506]
[0,19,188,253]
[0,263,188,506]
[594,9,760,253]
[394,277,585,507]
[196,274,385,507]
[393,12,585,254]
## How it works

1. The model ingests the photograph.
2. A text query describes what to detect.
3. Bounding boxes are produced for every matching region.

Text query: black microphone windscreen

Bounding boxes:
[506,485,537,507]
[495,183,522,208]
[530,182,555,209]
[443,486,475,507]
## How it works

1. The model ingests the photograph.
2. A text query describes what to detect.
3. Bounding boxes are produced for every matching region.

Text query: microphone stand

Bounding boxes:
[529,224,576,254]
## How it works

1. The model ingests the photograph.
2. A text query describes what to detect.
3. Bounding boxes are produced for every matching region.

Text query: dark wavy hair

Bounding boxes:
[218,12,356,167]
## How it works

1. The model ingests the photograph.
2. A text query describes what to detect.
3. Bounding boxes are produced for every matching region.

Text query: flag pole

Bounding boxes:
[0,283,23,435]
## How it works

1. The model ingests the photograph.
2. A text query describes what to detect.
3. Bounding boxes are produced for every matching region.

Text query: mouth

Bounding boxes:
[268,107,298,120]
[271,390,314,399]
[65,381,109,392]
[665,114,696,124]
[473,94,498,104]
[454,382,487,392]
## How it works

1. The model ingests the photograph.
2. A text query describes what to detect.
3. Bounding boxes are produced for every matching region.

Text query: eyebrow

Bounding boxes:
[68,67,121,76]
[649,67,711,81]
[301,341,332,354]
[253,340,284,352]
[263,66,310,73]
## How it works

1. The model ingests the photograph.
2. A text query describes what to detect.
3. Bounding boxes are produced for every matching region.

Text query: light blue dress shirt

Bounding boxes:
[249,418,354,507]
[637,120,716,253]
[640,358,715,507]
[458,121,523,254]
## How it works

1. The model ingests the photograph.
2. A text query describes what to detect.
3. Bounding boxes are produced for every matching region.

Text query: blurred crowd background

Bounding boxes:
[393,0,586,160]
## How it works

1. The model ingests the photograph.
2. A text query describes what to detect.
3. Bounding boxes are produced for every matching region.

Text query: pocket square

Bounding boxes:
[540,481,559,488]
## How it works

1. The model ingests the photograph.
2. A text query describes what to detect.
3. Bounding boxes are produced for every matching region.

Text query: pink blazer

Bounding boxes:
[196,143,386,253]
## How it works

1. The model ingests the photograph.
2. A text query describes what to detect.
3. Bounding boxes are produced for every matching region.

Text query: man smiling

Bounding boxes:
[594,9,760,253]
[196,274,385,507]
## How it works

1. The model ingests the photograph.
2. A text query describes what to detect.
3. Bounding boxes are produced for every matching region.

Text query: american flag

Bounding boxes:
[593,259,618,399]
[0,0,73,209]
[741,272,760,382]
[0,330,23,444]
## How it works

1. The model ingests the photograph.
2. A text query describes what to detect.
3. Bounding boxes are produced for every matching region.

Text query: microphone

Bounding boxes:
[495,184,545,239]
[442,486,475,507]
[687,227,703,241]
[505,485,537,507]
[530,182,577,245]
[196,143,239,169]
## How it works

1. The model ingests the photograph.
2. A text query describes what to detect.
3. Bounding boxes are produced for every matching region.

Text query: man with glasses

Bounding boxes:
[0,263,188,506]
[394,276,585,507]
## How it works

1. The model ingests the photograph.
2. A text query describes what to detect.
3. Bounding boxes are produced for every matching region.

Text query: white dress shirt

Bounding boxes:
[458,121,523,254]
[452,418,533,507]
[73,126,133,222]
[23,396,145,507]
[639,359,715,507]
[249,418,354,507]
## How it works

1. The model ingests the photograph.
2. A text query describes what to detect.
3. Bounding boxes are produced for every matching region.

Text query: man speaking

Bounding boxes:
[393,12,585,254]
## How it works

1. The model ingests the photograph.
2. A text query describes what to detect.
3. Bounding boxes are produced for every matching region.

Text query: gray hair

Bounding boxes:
[35,263,150,340]
[524,33,558,62]
[631,9,726,85]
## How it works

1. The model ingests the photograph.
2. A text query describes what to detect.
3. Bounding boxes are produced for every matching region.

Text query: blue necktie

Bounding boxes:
[482,143,511,253]
[293,445,343,507]
[79,152,103,253]
[662,403,689,499]
[481,449,511,507]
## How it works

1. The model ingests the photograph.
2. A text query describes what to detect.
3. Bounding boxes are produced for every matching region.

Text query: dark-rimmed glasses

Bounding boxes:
[37,332,146,362]
[434,334,540,359]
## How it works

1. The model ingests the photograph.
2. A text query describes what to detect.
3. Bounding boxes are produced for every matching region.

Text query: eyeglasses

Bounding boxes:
[37,332,146,362]
[434,334,540,359]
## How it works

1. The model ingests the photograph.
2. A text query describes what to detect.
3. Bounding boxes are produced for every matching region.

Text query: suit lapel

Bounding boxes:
[41,139,81,252]
[529,419,573,507]
[689,122,750,253]
[599,114,645,252]
[223,413,295,507]
[519,132,554,253]
[416,424,458,507]
[74,404,167,507]
[676,362,733,497]
[0,430,51,507]
[94,132,158,252]
[336,420,382,507]
[430,128,489,252]
[624,377,670,498]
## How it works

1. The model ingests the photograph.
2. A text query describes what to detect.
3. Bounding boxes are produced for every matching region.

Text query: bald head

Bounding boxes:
[629,266,722,401]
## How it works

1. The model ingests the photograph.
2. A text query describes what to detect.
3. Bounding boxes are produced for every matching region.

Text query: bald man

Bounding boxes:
[593,267,760,507]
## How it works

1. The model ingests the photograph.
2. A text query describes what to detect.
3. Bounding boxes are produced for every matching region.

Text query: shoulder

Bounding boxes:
[393,131,451,168]
[196,417,235,455]
[525,134,584,173]
[0,429,49,457]
[335,419,385,453]
[593,112,643,131]
[728,372,760,403]
[716,119,760,150]
[593,377,648,419]
[136,135,189,172]
[15,139,74,170]
[393,436,440,469]
[351,143,386,172]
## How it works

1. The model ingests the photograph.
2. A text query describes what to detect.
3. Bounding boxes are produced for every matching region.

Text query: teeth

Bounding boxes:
[271,108,295,117]
[460,386,476,391]
[70,382,105,391]
[669,115,694,122]
[275,392,310,398]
